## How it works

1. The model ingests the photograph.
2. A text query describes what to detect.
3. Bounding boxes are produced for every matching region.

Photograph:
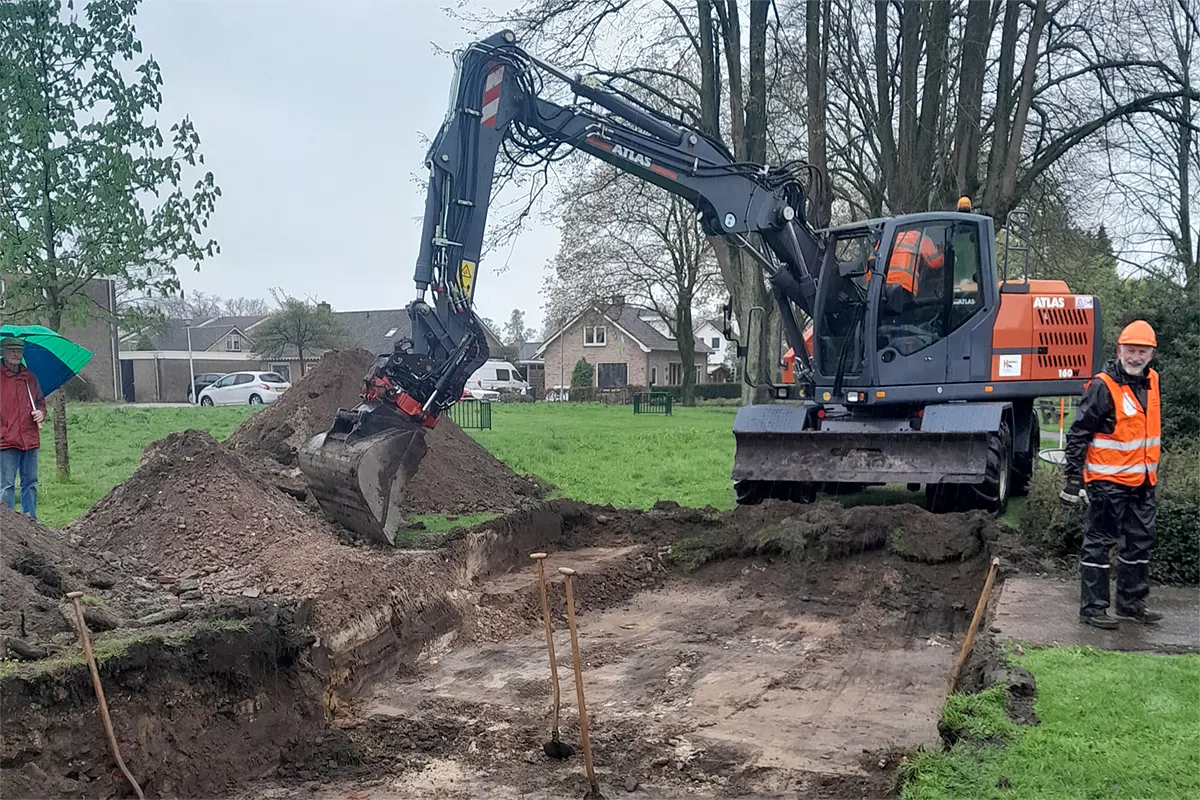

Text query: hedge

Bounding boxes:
[652,383,743,401]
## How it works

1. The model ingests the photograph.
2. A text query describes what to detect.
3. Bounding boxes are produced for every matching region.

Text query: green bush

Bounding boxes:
[570,358,593,389]
[1020,441,1199,585]
[62,374,98,402]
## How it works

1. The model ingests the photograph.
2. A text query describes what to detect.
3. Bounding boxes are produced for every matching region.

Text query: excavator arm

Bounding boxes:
[299,30,827,544]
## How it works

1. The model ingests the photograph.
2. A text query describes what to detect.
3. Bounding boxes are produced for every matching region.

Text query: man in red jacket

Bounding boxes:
[1,337,47,520]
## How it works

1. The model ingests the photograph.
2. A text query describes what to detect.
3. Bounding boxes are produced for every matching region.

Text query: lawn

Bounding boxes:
[902,646,1200,800]
[29,404,257,526]
[468,403,739,510]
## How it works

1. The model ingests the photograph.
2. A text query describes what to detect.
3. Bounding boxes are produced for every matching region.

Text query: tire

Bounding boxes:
[1011,406,1040,497]
[249,394,263,406]
[734,480,817,506]
[926,417,1013,514]
[200,396,214,407]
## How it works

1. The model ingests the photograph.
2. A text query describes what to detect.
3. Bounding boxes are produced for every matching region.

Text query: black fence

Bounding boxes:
[633,391,673,415]
[449,399,493,430]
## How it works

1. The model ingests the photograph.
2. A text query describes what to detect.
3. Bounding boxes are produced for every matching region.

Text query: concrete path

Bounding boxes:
[992,576,1200,654]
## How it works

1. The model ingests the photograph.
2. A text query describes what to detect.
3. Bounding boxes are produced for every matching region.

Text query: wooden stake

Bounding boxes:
[948,557,1001,695]
[559,568,602,799]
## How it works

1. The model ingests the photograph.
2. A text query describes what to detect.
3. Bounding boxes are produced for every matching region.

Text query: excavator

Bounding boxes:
[297,30,1102,546]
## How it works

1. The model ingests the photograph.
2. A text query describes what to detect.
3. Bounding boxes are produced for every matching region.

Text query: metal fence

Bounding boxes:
[632,391,672,415]
[449,399,493,430]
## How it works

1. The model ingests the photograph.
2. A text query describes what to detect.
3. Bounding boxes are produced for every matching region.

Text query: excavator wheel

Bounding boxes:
[925,417,1012,514]
[1011,406,1040,497]
[735,480,817,506]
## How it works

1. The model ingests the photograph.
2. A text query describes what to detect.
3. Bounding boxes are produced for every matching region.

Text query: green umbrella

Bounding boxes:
[0,324,94,396]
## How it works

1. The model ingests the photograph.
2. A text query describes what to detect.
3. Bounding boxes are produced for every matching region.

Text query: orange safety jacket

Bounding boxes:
[1083,369,1160,487]
[866,231,944,294]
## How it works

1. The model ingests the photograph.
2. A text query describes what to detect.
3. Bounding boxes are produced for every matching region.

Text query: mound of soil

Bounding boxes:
[225,347,541,515]
[225,348,378,466]
[0,506,177,659]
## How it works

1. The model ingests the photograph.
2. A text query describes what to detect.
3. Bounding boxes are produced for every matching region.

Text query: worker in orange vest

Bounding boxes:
[866,230,945,296]
[1062,320,1162,629]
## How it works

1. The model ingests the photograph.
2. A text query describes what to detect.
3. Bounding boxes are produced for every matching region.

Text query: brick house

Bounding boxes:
[536,298,712,392]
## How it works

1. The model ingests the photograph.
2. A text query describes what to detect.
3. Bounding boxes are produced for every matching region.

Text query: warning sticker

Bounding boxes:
[999,354,1022,377]
[459,260,476,295]
[1074,296,1094,309]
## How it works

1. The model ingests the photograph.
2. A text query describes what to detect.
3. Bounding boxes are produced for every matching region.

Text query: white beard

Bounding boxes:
[1120,359,1146,375]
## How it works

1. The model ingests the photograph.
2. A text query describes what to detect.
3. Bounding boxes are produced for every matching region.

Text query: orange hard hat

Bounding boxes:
[1117,320,1157,347]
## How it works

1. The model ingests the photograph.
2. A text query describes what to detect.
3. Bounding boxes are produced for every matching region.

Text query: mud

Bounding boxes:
[225,347,543,516]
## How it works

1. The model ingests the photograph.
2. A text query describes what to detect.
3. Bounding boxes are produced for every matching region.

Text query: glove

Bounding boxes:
[1060,475,1086,505]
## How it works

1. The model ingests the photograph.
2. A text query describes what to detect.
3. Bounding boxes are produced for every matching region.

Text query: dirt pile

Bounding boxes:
[0,506,186,659]
[71,430,450,634]
[225,348,377,466]
[225,347,541,515]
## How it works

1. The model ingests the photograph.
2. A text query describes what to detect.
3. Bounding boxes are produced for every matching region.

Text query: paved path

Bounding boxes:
[992,576,1200,654]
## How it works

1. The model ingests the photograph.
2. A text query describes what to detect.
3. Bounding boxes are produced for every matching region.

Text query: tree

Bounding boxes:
[503,308,537,348]
[544,162,722,405]
[571,357,593,389]
[252,293,346,377]
[0,0,221,477]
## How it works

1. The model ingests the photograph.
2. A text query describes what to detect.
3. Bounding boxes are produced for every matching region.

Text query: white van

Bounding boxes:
[467,359,529,394]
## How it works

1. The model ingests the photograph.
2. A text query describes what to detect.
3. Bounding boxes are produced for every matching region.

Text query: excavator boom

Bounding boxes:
[298,30,826,543]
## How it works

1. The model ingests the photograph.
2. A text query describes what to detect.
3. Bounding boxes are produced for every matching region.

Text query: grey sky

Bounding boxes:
[135,0,559,334]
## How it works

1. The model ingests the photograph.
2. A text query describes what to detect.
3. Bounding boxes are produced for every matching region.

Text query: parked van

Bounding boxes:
[466,359,529,394]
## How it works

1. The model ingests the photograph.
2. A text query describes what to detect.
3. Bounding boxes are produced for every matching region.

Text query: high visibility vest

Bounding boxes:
[1083,369,1160,487]
[867,231,945,294]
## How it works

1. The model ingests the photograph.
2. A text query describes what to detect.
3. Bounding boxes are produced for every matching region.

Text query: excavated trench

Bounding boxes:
[3,493,1001,799]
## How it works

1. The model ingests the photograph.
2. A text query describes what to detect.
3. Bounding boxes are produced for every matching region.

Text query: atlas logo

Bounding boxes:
[1033,296,1066,309]
[612,143,652,170]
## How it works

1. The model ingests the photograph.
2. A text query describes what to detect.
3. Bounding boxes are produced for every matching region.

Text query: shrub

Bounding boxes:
[570,358,593,389]
[1020,440,1199,585]
[62,374,99,402]
[656,383,742,401]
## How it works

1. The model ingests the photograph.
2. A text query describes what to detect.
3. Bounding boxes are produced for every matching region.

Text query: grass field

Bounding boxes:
[28,404,256,527]
[902,647,1200,800]
[468,403,740,510]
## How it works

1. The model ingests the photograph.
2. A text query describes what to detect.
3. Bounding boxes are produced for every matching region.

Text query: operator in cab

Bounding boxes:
[1062,320,1162,630]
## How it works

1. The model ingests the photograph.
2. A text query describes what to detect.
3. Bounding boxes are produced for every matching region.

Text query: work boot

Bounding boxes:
[1115,606,1164,625]
[1079,613,1119,630]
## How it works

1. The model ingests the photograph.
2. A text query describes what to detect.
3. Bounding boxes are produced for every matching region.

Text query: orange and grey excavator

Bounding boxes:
[298,30,1102,545]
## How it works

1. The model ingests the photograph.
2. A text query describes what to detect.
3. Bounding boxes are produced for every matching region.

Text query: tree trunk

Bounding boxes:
[873,0,898,207]
[298,346,306,376]
[916,0,950,209]
[950,0,993,203]
[47,309,69,479]
[676,300,696,406]
[982,0,1022,212]
[805,0,832,227]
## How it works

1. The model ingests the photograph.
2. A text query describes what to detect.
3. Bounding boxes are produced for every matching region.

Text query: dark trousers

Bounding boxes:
[1080,480,1156,617]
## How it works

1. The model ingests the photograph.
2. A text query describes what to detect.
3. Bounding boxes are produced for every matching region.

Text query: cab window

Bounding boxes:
[876,222,951,356]
[949,224,982,331]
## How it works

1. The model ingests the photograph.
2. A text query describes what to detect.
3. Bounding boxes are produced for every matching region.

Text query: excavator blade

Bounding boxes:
[733,428,991,486]
[297,406,429,546]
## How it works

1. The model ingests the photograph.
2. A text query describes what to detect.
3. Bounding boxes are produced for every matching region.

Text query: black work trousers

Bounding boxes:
[1080,480,1156,617]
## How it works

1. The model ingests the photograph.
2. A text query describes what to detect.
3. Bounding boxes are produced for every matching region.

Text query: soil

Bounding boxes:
[9,426,1011,798]
[224,347,542,515]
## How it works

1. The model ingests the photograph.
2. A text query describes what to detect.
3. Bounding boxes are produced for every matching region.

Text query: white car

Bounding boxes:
[462,386,501,401]
[198,371,291,406]
[466,359,529,394]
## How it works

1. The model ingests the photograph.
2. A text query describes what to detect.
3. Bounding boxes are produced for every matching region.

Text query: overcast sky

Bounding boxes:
[135,0,559,334]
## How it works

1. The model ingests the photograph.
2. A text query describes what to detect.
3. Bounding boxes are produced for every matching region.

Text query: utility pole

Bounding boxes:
[187,326,196,404]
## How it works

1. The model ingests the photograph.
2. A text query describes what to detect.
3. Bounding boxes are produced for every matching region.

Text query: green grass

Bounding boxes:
[467,403,738,510]
[30,404,258,526]
[901,647,1200,800]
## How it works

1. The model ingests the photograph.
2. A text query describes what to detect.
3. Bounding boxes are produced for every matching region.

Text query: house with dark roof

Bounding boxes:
[118,306,506,402]
[535,296,712,391]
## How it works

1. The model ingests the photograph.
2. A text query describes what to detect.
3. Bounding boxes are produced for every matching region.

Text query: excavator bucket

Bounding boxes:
[297,405,429,546]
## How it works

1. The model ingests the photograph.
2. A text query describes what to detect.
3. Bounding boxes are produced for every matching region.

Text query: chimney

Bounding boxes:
[317,301,331,313]
[610,294,625,308]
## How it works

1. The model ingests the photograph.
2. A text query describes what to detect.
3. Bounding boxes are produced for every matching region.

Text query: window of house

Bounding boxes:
[711,337,720,349]
[650,367,657,385]
[584,326,606,346]
[227,334,242,352]
[384,327,398,338]
[695,366,702,384]
[668,362,682,385]
[597,363,628,388]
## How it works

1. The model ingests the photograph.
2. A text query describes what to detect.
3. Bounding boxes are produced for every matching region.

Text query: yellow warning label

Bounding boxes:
[459,260,476,295]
